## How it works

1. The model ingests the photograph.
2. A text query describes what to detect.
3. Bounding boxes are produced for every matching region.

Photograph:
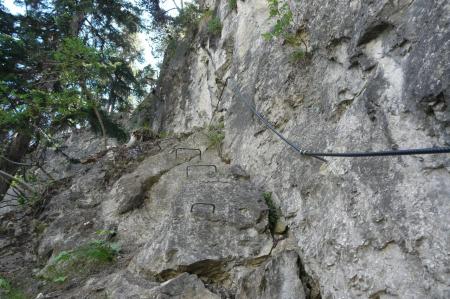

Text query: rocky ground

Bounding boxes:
[1,130,313,298]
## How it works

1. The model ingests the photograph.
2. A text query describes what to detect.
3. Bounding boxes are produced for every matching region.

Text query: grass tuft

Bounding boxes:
[206,122,225,150]
[38,240,120,284]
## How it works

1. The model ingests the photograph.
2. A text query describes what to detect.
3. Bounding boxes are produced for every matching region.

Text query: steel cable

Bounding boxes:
[226,79,450,162]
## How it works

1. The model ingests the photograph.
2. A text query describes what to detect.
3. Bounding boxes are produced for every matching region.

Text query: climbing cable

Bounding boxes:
[225,79,450,162]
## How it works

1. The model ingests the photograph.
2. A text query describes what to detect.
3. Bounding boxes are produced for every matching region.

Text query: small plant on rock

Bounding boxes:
[206,122,225,150]
[0,276,27,299]
[38,239,120,283]
[207,16,223,36]
[291,49,306,62]
[263,0,308,62]
[263,0,293,40]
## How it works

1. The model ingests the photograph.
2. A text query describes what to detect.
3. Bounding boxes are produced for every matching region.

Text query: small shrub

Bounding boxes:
[263,0,308,62]
[228,0,237,10]
[263,192,280,234]
[206,122,225,149]
[263,0,293,40]
[207,16,222,36]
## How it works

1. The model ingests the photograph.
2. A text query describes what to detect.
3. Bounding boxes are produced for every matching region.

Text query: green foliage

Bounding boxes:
[78,240,120,262]
[0,276,27,299]
[54,37,104,83]
[263,0,308,62]
[38,240,120,283]
[173,3,203,32]
[153,3,203,61]
[206,122,225,149]
[228,0,238,11]
[83,107,129,142]
[153,4,223,63]
[0,277,9,289]
[263,192,280,234]
[263,0,293,40]
[54,251,72,263]
[0,0,149,191]
[207,16,223,36]
[52,276,67,283]
[291,49,306,62]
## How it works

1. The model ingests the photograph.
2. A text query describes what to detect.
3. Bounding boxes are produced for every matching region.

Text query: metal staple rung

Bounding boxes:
[190,202,216,213]
[186,164,218,177]
[174,148,202,160]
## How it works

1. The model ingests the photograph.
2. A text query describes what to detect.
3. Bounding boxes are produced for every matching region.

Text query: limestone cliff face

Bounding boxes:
[1,1,449,299]
[141,0,450,298]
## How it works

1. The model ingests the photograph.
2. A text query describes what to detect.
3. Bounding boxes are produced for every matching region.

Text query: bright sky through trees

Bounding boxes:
[2,0,186,70]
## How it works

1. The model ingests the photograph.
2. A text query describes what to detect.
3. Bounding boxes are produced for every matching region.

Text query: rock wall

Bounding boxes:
[142,0,450,298]
[1,1,449,298]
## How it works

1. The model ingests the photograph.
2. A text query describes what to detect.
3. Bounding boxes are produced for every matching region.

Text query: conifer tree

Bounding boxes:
[0,0,158,200]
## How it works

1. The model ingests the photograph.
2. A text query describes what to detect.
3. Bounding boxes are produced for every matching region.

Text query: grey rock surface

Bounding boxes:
[129,167,272,280]
[81,271,219,299]
[237,251,305,299]
[141,0,450,298]
[2,0,449,298]
[148,273,220,299]
[108,151,180,215]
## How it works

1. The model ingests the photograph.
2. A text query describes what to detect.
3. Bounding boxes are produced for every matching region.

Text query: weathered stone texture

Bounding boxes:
[143,0,450,298]
[2,1,449,298]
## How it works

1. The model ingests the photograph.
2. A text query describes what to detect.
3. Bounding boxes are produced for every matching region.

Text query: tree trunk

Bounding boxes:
[0,133,31,201]
[93,105,108,150]
[81,80,108,150]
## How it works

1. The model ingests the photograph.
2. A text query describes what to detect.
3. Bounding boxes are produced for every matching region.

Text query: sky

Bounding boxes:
[2,0,185,70]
